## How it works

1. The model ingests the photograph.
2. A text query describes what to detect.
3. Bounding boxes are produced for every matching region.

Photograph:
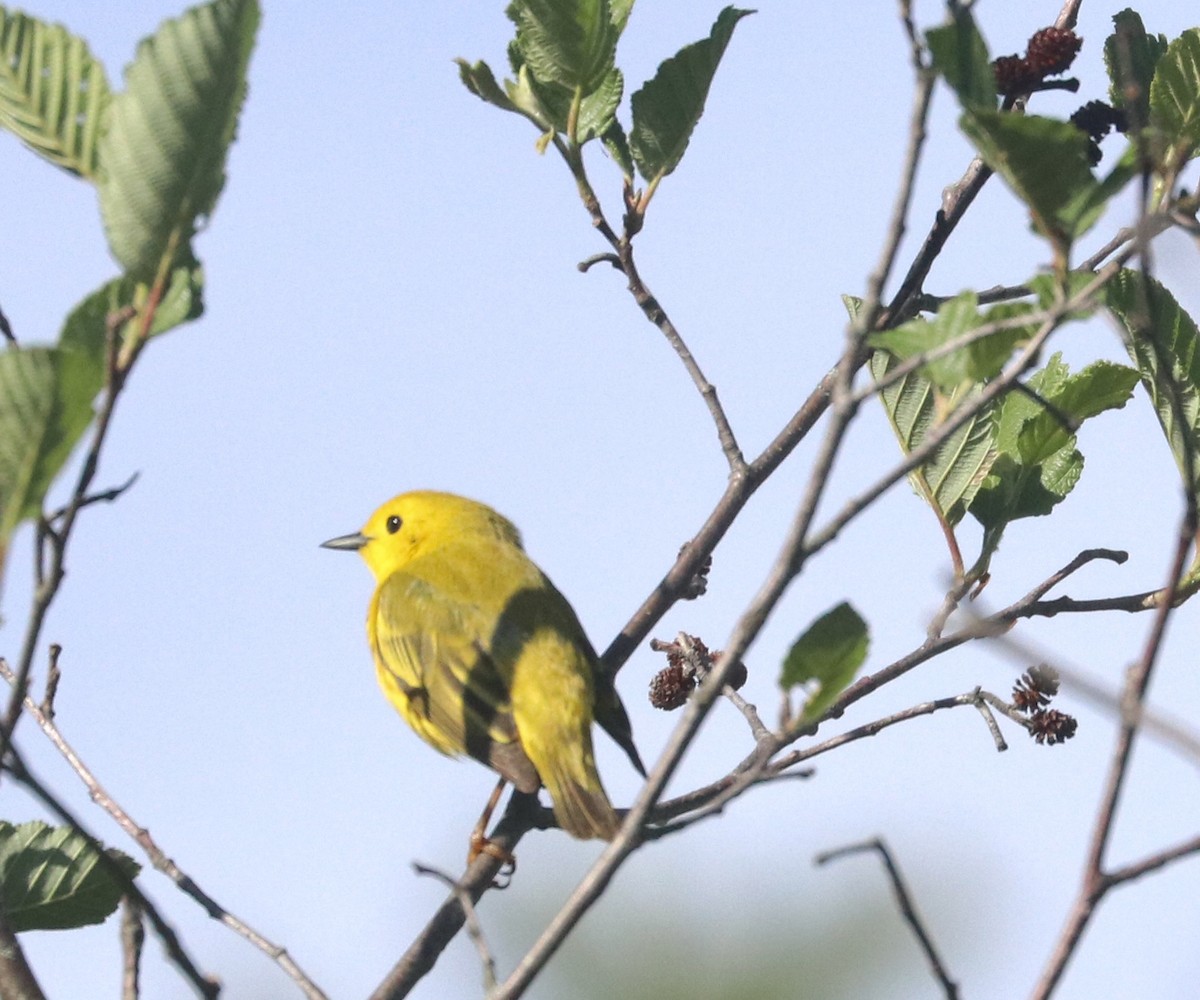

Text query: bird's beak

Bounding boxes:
[320,531,369,552]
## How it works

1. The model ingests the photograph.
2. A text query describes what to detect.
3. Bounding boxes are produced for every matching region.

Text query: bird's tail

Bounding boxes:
[542,766,620,840]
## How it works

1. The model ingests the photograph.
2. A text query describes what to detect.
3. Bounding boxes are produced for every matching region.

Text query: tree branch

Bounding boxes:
[816,838,959,999]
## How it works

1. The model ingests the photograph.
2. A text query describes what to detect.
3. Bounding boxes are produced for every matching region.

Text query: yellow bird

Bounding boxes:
[322,490,645,841]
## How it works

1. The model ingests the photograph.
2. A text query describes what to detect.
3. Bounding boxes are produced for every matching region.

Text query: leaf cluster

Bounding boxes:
[0,0,259,566]
[457,1,753,198]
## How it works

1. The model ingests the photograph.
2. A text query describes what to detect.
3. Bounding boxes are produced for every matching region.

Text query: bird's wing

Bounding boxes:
[370,571,540,791]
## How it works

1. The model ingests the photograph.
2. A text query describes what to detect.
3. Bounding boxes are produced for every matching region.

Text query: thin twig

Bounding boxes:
[0,662,330,1000]
[368,794,538,1000]
[5,749,220,1000]
[412,864,497,993]
[0,903,45,1000]
[816,838,959,999]
[44,472,140,525]
[121,896,146,1000]
[1030,501,1197,998]
[40,644,62,719]
[0,307,135,774]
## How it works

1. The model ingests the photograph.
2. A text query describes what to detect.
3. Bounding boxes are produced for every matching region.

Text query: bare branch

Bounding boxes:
[5,749,220,1000]
[369,794,538,1000]
[121,896,146,1000]
[0,662,330,1000]
[0,904,46,1000]
[1031,498,1198,999]
[412,864,497,993]
[816,838,959,999]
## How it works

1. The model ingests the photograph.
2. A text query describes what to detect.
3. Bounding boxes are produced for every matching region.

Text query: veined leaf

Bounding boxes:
[970,353,1138,538]
[521,62,623,141]
[0,347,57,544]
[1106,270,1200,491]
[0,265,201,553]
[601,117,634,177]
[98,0,259,280]
[870,291,1037,391]
[1016,359,1139,465]
[0,8,111,178]
[0,821,139,932]
[1150,28,1200,171]
[510,0,619,95]
[629,6,752,184]
[870,350,998,528]
[926,10,995,112]
[780,602,869,724]
[1105,9,1168,120]
[960,109,1099,243]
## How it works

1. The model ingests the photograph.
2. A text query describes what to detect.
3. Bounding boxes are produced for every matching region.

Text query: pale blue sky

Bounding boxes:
[3,2,1199,998]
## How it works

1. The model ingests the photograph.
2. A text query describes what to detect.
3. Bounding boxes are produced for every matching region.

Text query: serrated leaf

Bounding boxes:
[970,448,1083,529]
[601,117,633,176]
[780,602,868,724]
[1150,29,1200,170]
[870,292,1036,390]
[98,0,259,280]
[0,9,111,178]
[629,6,752,184]
[0,265,201,553]
[1106,270,1200,491]
[1016,359,1139,465]
[969,353,1136,534]
[520,62,623,141]
[510,0,618,95]
[0,347,57,544]
[0,821,139,932]
[926,10,995,111]
[960,109,1100,242]
[1029,270,1104,314]
[1105,9,1169,118]
[870,350,999,528]
[576,65,622,141]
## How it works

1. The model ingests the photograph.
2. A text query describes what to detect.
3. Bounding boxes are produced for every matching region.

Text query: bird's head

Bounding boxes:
[321,490,523,582]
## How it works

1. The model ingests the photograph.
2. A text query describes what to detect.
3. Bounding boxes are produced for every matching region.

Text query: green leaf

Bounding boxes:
[601,117,634,177]
[960,109,1099,242]
[0,347,58,544]
[780,603,869,724]
[1106,270,1200,491]
[969,353,1138,536]
[1016,359,1139,465]
[970,448,1083,529]
[1150,29,1200,170]
[629,6,753,184]
[0,265,202,553]
[870,350,999,528]
[1029,270,1104,315]
[1105,9,1169,118]
[98,0,260,281]
[509,0,619,95]
[518,61,623,141]
[926,10,995,111]
[0,9,111,178]
[609,0,634,32]
[455,58,519,114]
[870,291,1037,390]
[0,821,139,932]
[575,65,622,141]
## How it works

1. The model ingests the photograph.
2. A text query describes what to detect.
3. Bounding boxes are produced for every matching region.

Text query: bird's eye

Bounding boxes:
[386,514,402,534]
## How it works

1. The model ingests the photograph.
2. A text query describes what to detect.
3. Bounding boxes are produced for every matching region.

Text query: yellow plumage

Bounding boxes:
[323,491,644,840]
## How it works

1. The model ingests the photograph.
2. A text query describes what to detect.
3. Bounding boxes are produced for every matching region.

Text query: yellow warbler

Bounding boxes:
[322,490,645,840]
